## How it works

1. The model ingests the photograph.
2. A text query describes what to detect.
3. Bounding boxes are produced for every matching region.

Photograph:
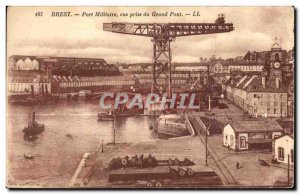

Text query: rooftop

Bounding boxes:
[223,74,288,93]
[273,134,293,141]
[228,120,284,133]
[54,75,134,82]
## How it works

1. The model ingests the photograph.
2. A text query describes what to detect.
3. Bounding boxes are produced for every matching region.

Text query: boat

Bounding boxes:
[23,111,45,134]
[23,122,45,134]
[24,153,34,159]
[156,114,189,137]
[23,134,38,141]
[98,112,114,121]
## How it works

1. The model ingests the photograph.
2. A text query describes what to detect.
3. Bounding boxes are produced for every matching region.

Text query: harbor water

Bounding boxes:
[7,101,158,187]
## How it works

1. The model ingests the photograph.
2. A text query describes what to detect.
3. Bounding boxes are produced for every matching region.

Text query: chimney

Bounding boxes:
[275,77,280,89]
[262,76,266,88]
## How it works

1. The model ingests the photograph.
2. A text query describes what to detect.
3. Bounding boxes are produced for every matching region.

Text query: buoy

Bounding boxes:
[156,181,163,187]
[115,157,122,169]
[121,158,128,166]
[131,157,138,167]
[147,181,153,187]
[187,168,194,177]
[108,158,116,170]
[137,159,143,168]
[143,157,149,167]
[169,167,177,176]
[178,168,186,177]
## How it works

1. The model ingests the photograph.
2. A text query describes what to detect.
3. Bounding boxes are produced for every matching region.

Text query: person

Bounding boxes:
[236,161,240,169]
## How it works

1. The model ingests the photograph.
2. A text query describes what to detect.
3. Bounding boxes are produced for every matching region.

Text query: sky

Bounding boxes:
[7,6,294,63]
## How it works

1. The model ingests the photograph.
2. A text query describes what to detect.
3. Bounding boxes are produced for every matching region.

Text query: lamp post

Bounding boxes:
[220,94,225,121]
[287,154,290,186]
[280,102,283,120]
[286,139,290,186]
[113,113,116,145]
[208,95,211,111]
[205,124,210,166]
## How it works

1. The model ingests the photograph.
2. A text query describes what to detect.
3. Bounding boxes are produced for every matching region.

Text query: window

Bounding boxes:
[274,94,277,99]
[240,136,246,148]
[275,53,280,61]
[254,94,257,98]
[278,147,284,161]
[274,109,277,114]
[230,135,234,147]
[225,135,228,144]
[291,149,294,163]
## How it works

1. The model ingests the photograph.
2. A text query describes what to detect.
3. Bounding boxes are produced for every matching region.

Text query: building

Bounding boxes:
[8,56,41,71]
[56,75,135,93]
[272,135,294,164]
[287,80,294,117]
[8,55,120,76]
[223,121,284,151]
[223,74,288,117]
[222,39,293,118]
[212,61,264,75]
[7,76,52,95]
[173,63,209,87]
[118,62,209,88]
[118,63,152,73]
[205,58,265,84]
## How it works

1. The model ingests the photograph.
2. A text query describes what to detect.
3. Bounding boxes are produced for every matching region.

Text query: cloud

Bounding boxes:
[7,7,294,63]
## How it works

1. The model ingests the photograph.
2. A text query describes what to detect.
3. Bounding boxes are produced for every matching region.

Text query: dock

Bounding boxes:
[69,153,90,187]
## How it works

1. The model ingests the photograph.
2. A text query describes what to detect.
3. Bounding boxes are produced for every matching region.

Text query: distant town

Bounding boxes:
[7,38,294,119]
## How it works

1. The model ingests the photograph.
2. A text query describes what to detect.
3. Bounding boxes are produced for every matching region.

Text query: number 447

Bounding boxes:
[35,12,43,16]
